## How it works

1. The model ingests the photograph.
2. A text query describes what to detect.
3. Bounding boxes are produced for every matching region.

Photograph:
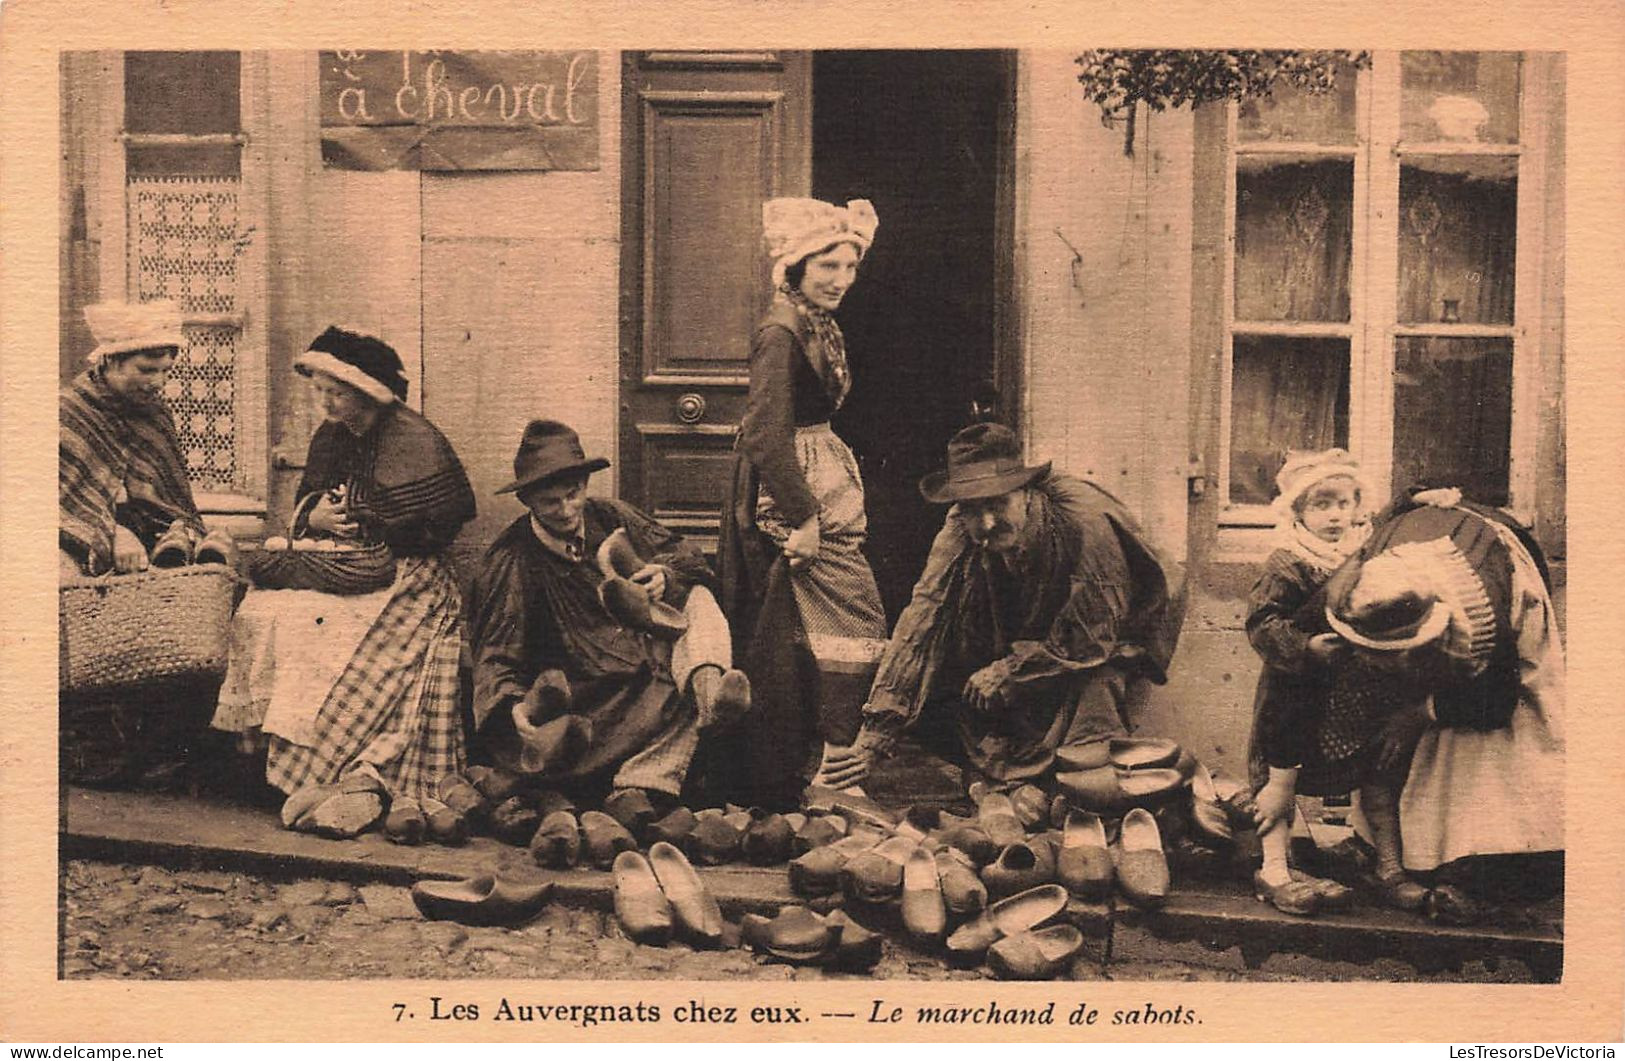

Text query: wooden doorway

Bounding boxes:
[618,51,812,554]
[817,50,1017,619]
[618,49,1018,620]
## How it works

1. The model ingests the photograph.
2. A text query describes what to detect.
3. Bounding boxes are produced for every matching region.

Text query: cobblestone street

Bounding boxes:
[60,858,1547,984]
[60,859,988,982]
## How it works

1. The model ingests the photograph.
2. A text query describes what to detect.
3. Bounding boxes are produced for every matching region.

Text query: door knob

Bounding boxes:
[676,392,706,423]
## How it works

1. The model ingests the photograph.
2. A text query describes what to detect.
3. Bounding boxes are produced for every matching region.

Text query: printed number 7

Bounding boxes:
[393,1003,406,1021]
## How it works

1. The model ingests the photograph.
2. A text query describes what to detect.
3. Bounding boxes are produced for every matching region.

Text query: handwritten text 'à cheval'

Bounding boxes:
[333,52,593,125]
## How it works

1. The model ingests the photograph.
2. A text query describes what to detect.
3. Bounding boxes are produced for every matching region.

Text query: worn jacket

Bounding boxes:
[865,472,1186,733]
[464,499,714,776]
[736,301,842,528]
[294,404,475,558]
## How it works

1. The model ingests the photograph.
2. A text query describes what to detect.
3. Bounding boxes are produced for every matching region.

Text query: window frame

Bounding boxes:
[92,50,271,522]
[1213,50,1549,557]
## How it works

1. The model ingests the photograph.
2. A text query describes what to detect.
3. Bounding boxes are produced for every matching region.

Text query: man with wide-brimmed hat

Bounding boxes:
[464,420,751,823]
[818,422,1187,788]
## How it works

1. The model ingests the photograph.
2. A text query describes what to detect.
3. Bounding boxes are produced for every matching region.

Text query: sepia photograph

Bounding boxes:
[4,0,1623,1044]
[48,40,1570,979]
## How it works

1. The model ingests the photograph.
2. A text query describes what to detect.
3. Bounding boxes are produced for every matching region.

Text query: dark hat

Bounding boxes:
[1323,552,1450,652]
[295,326,409,403]
[496,419,610,495]
[919,422,1052,504]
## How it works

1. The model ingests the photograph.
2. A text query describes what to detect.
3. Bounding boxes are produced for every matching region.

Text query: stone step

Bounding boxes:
[61,786,1561,981]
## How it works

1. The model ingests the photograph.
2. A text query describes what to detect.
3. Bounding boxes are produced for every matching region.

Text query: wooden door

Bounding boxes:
[618,51,811,552]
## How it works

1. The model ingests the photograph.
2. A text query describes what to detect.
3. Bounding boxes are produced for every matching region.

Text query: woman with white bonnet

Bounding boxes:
[1319,487,1565,922]
[60,298,231,578]
[717,197,890,808]
[212,326,477,843]
[60,298,236,788]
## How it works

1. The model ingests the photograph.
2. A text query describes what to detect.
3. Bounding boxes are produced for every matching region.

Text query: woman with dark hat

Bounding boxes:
[1310,489,1564,920]
[716,197,890,807]
[212,326,476,841]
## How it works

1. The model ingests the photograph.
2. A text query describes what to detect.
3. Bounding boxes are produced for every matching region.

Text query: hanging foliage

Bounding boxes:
[1075,50,1371,156]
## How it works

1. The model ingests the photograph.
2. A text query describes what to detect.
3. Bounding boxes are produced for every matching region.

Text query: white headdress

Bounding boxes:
[83,300,184,363]
[762,197,878,286]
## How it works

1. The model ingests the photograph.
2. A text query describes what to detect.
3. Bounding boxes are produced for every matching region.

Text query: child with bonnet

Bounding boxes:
[1242,447,1371,914]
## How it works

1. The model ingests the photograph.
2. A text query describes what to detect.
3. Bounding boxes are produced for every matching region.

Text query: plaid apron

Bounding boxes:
[243,556,465,801]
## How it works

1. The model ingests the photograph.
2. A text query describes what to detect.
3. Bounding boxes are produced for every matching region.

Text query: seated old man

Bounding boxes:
[819,422,1186,791]
[465,420,751,830]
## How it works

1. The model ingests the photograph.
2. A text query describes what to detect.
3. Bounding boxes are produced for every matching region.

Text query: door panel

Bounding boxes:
[620,51,811,551]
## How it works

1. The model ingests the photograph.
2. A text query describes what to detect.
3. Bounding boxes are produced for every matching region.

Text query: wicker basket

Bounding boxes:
[243,492,395,595]
[59,564,240,695]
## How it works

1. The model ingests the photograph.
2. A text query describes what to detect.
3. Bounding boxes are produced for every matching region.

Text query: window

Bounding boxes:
[99,51,269,516]
[1217,52,1551,541]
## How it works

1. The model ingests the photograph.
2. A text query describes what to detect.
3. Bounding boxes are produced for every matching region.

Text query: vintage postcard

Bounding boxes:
[2,0,1622,1044]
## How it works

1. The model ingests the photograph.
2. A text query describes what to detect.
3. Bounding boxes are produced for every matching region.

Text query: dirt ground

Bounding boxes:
[59,858,987,982]
[59,858,1544,984]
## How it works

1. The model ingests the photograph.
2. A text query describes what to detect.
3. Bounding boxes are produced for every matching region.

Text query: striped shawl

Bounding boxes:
[59,369,201,573]
[295,404,475,557]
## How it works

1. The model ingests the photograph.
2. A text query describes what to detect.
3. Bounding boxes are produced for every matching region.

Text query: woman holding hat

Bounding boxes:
[1308,489,1564,918]
[717,197,890,806]
[212,326,477,841]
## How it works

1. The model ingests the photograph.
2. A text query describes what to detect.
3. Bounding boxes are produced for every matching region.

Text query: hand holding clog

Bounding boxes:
[627,563,668,603]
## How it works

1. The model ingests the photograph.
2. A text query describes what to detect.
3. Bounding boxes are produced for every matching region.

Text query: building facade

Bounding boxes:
[60,50,1565,778]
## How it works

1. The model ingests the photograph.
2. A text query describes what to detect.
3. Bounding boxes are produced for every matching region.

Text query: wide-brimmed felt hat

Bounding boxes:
[295,325,408,404]
[496,419,610,495]
[1324,551,1450,652]
[84,299,184,363]
[919,423,1051,504]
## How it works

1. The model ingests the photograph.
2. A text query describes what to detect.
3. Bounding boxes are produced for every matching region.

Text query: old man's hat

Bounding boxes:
[496,419,611,495]
[919,422,1052,504]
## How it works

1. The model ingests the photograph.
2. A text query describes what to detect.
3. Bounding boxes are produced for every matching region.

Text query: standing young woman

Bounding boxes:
[717,198,889,807]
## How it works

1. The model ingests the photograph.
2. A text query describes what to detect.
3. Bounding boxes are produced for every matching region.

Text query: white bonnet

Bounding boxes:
[763,197,878,287]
